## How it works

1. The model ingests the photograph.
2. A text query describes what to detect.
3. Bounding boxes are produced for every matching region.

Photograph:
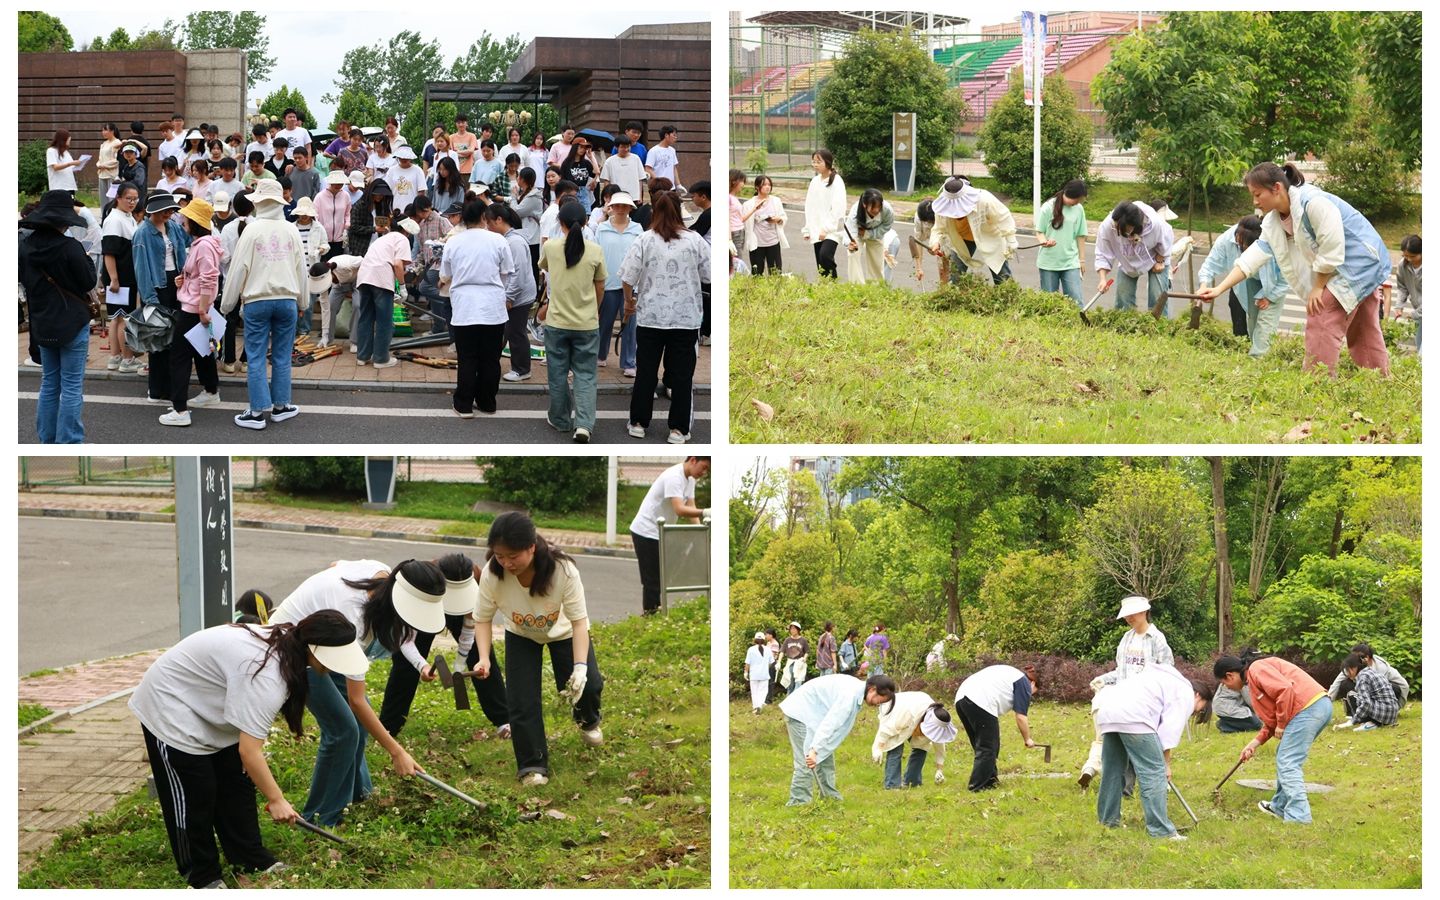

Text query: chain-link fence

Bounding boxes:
[19,457,173,488]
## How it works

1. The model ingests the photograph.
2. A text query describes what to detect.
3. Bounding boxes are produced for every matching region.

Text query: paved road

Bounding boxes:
[17,377,711,445]
[19,519,662,674]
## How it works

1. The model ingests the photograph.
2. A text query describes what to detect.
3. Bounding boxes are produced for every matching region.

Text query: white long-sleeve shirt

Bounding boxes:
[802,172,848,244]
[872,690,947,771]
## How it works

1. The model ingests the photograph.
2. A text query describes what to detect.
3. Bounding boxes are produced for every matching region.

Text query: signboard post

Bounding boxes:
[892,112,917,195]
[365,456,398,510]
[1022,11,1048,216]
[175,456,234,637]
[656,514,712,613]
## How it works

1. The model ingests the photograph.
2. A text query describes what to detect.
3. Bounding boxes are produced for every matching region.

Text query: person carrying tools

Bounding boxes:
[129,610,365,888]
[1079,596,1175,789]
[1093,200,1173,315]
[927,175,1018,286]
[778,621,809,694]
[1213,650,1333,823]
[1091,664,1212,840]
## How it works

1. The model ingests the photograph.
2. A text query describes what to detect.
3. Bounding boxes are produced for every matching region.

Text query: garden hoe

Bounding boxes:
[417,771,486,810]
[294,816,349,845]
[1078,279,1114,326]
[1031,743,1053,763]
[1212,757,1246,803]
[1169,780,1200,826]
[434,653,473,710]
[1150,290,1209,329]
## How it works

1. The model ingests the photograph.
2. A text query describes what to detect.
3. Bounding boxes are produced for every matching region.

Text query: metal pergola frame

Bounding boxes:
[422,80,568,142]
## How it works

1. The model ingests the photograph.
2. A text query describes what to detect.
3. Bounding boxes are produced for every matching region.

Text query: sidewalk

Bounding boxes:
[18,490,636,554]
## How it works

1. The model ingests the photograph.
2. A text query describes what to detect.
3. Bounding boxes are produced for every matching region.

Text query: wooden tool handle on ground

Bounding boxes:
[1213,758,1245,794]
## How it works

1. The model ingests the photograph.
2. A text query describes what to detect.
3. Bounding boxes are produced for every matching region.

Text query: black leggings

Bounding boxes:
[957,695,1001,791]
[813,239,839,279]
[750,243,782,275]
[377,612,508,736]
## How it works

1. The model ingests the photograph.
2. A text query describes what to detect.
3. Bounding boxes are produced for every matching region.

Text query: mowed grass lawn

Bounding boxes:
[729,697,1421,888]
[731,277,1422,444]
[20,600,711,889]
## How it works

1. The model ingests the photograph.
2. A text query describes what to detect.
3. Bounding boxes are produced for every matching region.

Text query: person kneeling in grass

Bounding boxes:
[1213,681,1263,733]
[1214,650,1332,824]
[780,674,896,805]
[1336,652,1399,731]
[1093,664,1212,840]
[1327,641,1409,714]
[871,692,957,788]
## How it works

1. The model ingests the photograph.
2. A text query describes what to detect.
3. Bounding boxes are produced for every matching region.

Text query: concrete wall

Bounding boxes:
[184,49,248,136]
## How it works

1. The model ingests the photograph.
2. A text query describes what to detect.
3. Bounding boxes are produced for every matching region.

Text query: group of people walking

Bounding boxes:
[23,114,710,443]
[742,621,892,713]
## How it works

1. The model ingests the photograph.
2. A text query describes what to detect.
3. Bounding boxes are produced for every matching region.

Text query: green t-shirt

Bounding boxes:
[540,239,607,331]
[1035,198,1087,271]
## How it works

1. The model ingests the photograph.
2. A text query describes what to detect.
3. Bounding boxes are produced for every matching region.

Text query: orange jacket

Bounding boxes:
[1247,657,1327,745]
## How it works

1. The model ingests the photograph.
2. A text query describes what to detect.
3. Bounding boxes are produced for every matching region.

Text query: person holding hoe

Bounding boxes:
[268,559,446,826]
[1213,650,1332,824]
[871,692,957,789]
[954,663,1039,791]
[1092,663,1212,840]
[780,673,897,805]
[129,609,364,888]
[927,175,1018,286]
[1080,595,1174,789]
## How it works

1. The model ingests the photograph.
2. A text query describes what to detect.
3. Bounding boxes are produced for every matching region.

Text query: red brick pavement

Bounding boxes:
[19,651,163,708]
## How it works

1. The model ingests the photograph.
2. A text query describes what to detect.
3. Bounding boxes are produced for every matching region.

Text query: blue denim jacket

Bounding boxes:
[132,217,190,303]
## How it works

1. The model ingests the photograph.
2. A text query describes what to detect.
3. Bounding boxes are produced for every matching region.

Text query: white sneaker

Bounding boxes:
[119,358,143,373]
[1167,833,1188,841]
[573,427,591,443]
[158,408,192,426]
[502,370,531,382]
[497,723,512,740]
[579,725,603,747]
[627,423,646,439]
[189,391,221,408]
[373,358,399,369]
[622,368,637,378]
[349,343,358,353]
[520,772,548,787]
[261,862,287,875]
[106,355,122,370]
[1335,717,1355,729]
[667,430,691,444]
[597,358,608,367]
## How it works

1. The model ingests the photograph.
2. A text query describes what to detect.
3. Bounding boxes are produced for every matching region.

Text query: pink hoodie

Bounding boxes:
[177,234,222,314]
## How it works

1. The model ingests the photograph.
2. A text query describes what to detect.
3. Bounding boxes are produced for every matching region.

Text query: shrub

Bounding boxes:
[266,456,366,494]
[977,70,1094,198]
[965,550,1092,656]
[764,130,792,155]
[744,147,768,175]
[477,456,606,513]
[1321,90,1416,219]
[20,140,49,195]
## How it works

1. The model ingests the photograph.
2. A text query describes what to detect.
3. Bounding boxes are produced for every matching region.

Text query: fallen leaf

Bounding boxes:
[471,731,489,742]
[664,739,684,747]
[1221,412,1238,424]
[1281,420,1314,442]
[329,849,343,863]
[425,877,436,889]
[235,874,253,888]
[642,802,657,810]
[751,398,775,421]
[616,797,634,805]
[1351,411,1374,424]
[1073,380,1102,395]
[544,809,569,820]
[580,875,595,881]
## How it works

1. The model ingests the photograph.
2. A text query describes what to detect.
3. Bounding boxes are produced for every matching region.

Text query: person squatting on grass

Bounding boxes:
[1035,179,1089,305]
[1079,595,1174,790]
[471,512,605,787]
[779,673,897,805]
[377,553,510,739]
[1094,200,1173,315]
[1335,652,1399,730]
[803,149,847,279]
[927,175,1018,286]
[1327,641,1410,717]
[844,188,895,284]
[1197,215,1292,357]
[1092,664,1212,840]
[1213,650,1332,824]
[629,456,709,615]
[954,663,1038,791]
[1196,162,1390,377]
[744,632,775,714]
[1213,681,1263,733]
[1390,234,1421,352]
[268,559,444,826]
[871,692,958,788]
[129,610,363,888]
[779,622,809,692]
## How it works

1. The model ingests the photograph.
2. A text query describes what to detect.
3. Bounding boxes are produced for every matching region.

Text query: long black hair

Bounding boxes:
[558,200,588,267]
[437,552,477,581]
[235,588,274,624]
[857,188,884,230]
[1212,647,1273,681]
[483,201,521,230]
[925,701,951,725]
[1235,214,1263,250]
[486,511,575,597]
[1111,201,1148,237]
[1051,179,1089,231]
[344,559,446,653]
[434,157,462,196]
[237,609,355,736]
[1244,161,1305,192]
[865,674,898,706]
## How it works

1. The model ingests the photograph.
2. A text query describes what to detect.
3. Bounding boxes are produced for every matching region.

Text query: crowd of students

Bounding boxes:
[23,112,711,443]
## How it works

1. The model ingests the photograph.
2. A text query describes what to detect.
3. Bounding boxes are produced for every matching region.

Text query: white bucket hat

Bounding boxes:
[394,145,418,160]
[1116,595,1152,619]
[930,176,981,219]
[326,170,349,185]
[788,621,802,631]
[249,178,286,206]
[607,191,636,209]
[292,196,318,219]
[391,569,446,633]
[349,170,367,188]
[310,638,370,677]
[920,706,959,744]
[443,574,480,616]
[753,631,766,641]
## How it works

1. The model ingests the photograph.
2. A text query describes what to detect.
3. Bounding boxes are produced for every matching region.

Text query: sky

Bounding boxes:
[56,10,708,128]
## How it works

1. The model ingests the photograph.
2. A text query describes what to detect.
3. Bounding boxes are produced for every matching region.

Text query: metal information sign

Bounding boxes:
[657,515,711,612]
[892,112,917,195]
[365,456,398,509]
[176,456,234,636]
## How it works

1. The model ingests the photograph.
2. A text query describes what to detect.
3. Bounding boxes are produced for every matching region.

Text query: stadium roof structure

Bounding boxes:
[748,11,970,32]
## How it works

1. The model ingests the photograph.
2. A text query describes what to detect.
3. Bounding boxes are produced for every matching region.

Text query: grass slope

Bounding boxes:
[731,277,1421,444]
[18,703,51,728]
[729,698,1421,888]
[20,600,710,889]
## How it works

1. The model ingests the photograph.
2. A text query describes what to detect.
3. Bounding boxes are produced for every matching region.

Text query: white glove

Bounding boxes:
[935,769,945,785]
[561,663,588,705]
[1089,675,1107,693]
[871,749,883,764]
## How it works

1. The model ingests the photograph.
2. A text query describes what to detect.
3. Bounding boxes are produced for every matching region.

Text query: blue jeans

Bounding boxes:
[785,716,840,804]
[302,670,371,826]
[417,269,449,340]
[1114,268,1172,316]
[354,283,395,364]
[1097,731,1176,837]
[241,299,297,412]
[36,325,89,443]
[544,326,599,432]
[298,293,316,335]
[884,744,928,788]
[947,251,1012,285]
[1039,267,1084,305]
[597,289,637,369]
[1271,696,1332,823]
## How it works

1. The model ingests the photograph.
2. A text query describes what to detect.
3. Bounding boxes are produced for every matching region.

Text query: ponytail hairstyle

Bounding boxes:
[483,201,521,230]
[1190,680,1214,725]
[1213,647,1272,682]
[857,188,884,230]
[235,588,273,624]
[1235,214,1263,250]
[517,166,537,194]
[345,559,447,653]
[813,149,837,187]
[237,609,355,736]
[1051,179,1089,231]
[486,511,576,597]
[1111,201,1147,238]
[558,200,589,267]
[926,701,952,724]
[1243,161,1305,192]
[437,552,477,582]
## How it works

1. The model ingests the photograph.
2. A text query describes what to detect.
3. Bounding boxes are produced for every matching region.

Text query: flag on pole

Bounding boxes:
[1022,12,1048,107]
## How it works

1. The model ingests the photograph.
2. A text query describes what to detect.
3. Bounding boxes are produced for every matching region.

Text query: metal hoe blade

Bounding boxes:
[433,653,453,688]
[1079,279,1113,327]
[453,671,471,710]
[1032,743,1052,763]
[417,771,485,809]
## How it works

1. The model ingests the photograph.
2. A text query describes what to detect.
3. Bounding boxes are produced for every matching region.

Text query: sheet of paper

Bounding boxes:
[105,286,131,307]
[184,321,212,357]
[207,312,227,347]
[74,154,93,172]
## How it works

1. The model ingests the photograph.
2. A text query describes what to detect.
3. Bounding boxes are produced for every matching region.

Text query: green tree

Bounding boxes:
[450,33,526,82]
[326,31,448,116]
[1358,11,1421,167]
[817,29,965,189]
[173,11,275,89]
[977,69,1094,198]
[400,95,457,150]
[1321,87,1416,218]
[18,11,73,52]
[258,85,314,130]
[1237,12,1355,162]
[1095,12,1255,220]
[966,550,1092,656]
[333,88,385,131]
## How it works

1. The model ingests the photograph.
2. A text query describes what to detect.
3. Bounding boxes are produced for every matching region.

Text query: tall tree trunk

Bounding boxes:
[1247,458,1286,600]
[945,528,964,635]
[1207,456,1234,654]
[1329,507,1344,559]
